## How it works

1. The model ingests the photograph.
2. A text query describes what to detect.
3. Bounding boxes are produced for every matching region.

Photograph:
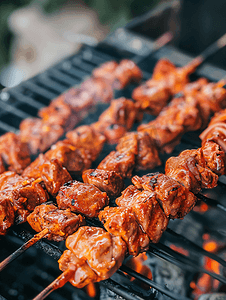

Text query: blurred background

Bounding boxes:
[1,0,226,88]
[0,0,159,87]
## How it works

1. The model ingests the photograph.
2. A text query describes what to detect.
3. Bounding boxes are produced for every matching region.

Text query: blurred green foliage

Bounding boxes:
[0,0,159,71]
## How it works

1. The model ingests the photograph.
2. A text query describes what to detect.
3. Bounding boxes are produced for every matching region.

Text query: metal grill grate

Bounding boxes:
[1,35,226,300]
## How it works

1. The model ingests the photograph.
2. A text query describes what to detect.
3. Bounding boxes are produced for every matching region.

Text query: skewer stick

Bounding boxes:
[33,267,75,300]
[0,228,49,272]
[134,31,174,64]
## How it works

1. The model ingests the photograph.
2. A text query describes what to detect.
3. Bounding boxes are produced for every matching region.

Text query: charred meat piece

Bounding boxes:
[45,141,85,175]
[0,156,6,174]
[132,80,171,115]
[116,132,138,155]
[138,95,202,153]
[62,86,93,113]
[56,180,109,218]
[0,197,15,235]
[59,226,127,288]
[82,169,124,198]
[99,206,149,256]
[20,118,64,155]
[198,141,225,175]
[27,204,85,242]
[80,77,113,103]
[93,59,142,89]
[113,59,142,89]
[132,173,197,219]
[200,109,226,152]
[97,151,135,178]
[0,173,48,223]
[0,132,30,174]
[93,98,140,144]
[66,125,106,161]
[135,132,161,171]
[22,154,45,179]
[39,158,72,196]
[116,185,168,243]
[0,171,18,190]
[38,97,78,130]
[165,149,219,193]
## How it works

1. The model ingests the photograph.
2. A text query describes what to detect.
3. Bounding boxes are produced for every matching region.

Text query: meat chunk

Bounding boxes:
[93,98,140,144]
[132,173,197,219]
[45,141,85,174]
[165,149,219,194]
[27,204,85,242]
[135,132,161,171]
[93,59,142,89]
[0,132,30,174]
[97,151,135,178]
[0,197,15,235]
[38,97,78,130]
[66,125,106,161]
[39,158,72,196]
[116,132,138,155]
[198,141,225,175]
[59,227,127,288]
[82,169,124,198]
[22,154,45,179]
[116,185,168,243]
[20,118,64,155]
[132,80,171,115]
[99,206,149,256]
[0,174,48,223]
[56,180,109,218]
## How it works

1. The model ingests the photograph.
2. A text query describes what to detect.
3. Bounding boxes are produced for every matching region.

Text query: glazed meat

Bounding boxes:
[116,132,138,155]
[27,204,85,242]
[199,140,225,175]
[0,132,30,174]
[62,86,93,113]
[165,149,219,194]
[99,206,149,256]
[45,141,85,174]
[22,154,45,179]
[58,226,127,288]
[132,80,171,115]
[132,173,197,219]
[116,185,168,243]
[200,109,226,152]
[56,180,109,218]
[79,77,113,104]
[135,132,161,170]
[133,57,202,114]
[0,197,15,235]
[39,158,72,196]
[0,173,48,223]
[93,98,140,144]
[66,125,106,161]
[20,118,64,155]
[93,59,142,89]
[82,169,124,197]
[138,95,202,153]
[97,151,135,178]
[38,97,77,131]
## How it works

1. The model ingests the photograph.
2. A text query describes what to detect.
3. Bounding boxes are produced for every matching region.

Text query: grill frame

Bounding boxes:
[1,32,226,300]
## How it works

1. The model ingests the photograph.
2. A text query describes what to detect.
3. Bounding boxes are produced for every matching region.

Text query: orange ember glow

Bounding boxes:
[203,241,218,253]
[170,244,189,256]
[85,282,97,298]
[193,202,209,213]
[125,252,152,289]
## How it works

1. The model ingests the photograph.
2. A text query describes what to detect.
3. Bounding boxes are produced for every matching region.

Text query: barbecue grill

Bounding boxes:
[1,3,226,300]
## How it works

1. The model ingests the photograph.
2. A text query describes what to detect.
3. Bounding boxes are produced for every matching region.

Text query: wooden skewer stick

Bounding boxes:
[33,267,75,300]
[0,228,49,272]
